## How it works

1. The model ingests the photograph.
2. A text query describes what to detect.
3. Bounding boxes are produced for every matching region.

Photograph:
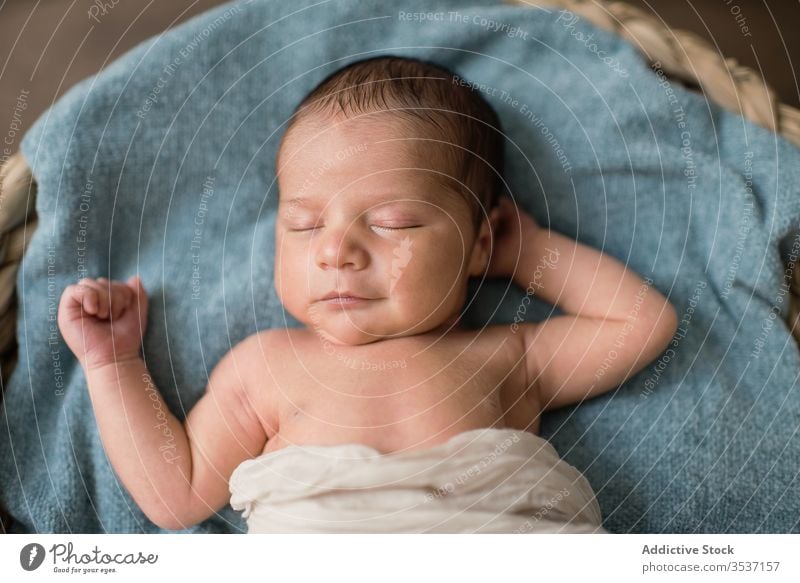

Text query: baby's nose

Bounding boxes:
[314,227,368,270]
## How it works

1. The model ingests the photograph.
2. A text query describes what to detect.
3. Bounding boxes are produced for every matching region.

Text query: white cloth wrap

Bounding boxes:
[229,427,607,533]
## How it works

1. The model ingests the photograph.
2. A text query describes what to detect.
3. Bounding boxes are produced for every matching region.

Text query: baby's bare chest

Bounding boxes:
[256,329,531,454]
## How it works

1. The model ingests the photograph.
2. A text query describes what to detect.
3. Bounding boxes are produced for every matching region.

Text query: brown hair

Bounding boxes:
[277,55,505,229]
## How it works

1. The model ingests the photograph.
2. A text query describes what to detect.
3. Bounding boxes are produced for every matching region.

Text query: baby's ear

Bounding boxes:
[467,206,499,277]
[488,203,502,234]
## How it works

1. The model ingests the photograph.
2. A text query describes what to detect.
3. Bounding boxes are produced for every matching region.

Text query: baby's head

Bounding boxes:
[274,55,504,345]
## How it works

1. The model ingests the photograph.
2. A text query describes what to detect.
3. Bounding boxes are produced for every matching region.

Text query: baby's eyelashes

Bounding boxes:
[370,224,421,232]
[285,223,422,234]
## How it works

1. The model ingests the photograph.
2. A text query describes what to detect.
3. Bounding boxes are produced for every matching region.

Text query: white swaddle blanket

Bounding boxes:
[229,427,607,533]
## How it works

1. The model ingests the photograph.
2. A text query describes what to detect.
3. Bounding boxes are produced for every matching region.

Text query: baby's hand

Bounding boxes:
[57,276,149,371]
[486,196,541,279]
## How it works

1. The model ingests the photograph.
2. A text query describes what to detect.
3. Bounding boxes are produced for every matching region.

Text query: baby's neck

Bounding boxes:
[310,313,464,347]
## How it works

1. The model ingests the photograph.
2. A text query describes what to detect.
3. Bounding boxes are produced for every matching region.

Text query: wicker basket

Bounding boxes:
[1,0,800,530]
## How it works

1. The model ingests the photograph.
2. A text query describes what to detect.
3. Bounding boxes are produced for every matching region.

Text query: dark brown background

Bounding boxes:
[1,0,798,158]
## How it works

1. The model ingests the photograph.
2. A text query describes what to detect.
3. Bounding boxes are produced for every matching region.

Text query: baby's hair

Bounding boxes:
[278,55,505,230]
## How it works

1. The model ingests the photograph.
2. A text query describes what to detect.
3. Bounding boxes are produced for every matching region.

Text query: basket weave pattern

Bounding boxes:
[0,155,37,383]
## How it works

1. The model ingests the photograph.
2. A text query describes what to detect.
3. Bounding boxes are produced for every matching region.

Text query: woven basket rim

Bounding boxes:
[504,0,800,147]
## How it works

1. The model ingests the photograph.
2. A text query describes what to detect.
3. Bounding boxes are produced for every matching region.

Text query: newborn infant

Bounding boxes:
[57,56,678,533]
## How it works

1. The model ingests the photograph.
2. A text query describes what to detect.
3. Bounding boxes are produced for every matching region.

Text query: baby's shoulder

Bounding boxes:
[225,328,313,393]
[461,322,526,357]
[436,324,527,374]
[253,326,317,349]
[242,327,324,369]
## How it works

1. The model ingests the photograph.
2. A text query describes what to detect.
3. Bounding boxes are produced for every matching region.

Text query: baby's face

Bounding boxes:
[274,113,491,345]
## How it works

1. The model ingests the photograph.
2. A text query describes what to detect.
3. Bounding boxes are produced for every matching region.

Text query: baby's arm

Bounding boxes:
[58,277,270,530]
[489,197,678,411]
[86,340,268,530]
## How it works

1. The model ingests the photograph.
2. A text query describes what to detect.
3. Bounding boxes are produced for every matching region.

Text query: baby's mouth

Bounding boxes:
[322,296,367,304]
[320,290,369,300]
[317,291,379,308]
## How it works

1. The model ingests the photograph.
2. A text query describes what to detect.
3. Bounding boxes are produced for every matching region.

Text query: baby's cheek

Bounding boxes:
[393,240,466,305]
[274,254,308,317]
[426,234,469,282]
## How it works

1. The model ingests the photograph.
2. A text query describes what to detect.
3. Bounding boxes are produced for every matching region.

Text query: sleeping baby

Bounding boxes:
[57,55,678,533]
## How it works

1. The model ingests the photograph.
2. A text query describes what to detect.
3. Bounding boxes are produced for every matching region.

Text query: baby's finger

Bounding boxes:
[95,277,113,318]
[78,279,110,318]
[99,279,133,320]
[73,281,99,316]
[109,281,134,319]
[126,275,149,330]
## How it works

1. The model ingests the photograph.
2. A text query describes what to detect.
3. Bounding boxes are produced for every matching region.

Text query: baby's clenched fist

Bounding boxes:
[57,276,149,371]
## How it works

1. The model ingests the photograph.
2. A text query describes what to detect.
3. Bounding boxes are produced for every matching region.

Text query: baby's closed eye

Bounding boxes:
[371,223,422,232]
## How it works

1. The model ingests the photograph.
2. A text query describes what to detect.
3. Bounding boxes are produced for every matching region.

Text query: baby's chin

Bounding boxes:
[313,326,384,346]
[310,317,456,346]
[296,299,461,345]
[306,316,429,346]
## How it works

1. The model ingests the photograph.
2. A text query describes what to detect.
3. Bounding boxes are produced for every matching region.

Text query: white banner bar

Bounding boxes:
[1,534,798,582]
